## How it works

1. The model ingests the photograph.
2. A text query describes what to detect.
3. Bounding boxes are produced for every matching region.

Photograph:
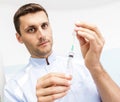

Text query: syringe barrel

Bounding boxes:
[68,51,74,58]
[67,51,74,75]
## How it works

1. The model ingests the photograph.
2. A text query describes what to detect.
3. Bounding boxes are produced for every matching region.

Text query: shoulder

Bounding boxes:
[4,77,24,101]
[4,64,31,101]
[5,63,31,87]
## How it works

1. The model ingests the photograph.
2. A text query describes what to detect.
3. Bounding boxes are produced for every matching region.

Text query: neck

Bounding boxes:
[31,51,52,58]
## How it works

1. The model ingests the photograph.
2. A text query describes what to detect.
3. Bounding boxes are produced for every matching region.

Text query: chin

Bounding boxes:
[41,49,52,57]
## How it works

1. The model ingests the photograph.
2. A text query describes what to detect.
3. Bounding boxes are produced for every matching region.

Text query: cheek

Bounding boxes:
[49,35,53,43]
[45,31,53,40]
[24,40,36,52]
[22,37,35,47]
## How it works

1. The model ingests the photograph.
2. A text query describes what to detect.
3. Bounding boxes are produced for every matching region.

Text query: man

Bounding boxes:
[4,3,120,102]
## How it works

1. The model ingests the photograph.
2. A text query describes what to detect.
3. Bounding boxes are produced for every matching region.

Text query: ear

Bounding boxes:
[16,33,24,43]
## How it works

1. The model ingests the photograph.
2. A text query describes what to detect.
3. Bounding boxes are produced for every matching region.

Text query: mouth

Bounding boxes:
[38,41,49,47]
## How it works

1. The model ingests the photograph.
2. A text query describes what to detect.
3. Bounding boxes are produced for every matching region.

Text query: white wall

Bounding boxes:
[0,54,5,101]
[0,1,120,83]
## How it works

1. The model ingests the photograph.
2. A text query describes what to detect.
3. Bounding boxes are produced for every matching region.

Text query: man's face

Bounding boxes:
[17,11,53,58]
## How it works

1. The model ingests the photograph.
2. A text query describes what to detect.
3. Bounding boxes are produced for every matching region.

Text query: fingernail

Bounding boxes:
[68,80,72,85]
[65,74,71,78]
[75,21,80,24]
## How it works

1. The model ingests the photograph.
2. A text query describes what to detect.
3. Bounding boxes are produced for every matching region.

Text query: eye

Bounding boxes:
[41,23,48,30]
[27,27,36,33]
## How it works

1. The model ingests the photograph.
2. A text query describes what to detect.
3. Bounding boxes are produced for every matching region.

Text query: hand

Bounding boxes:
[74,22,105,70]
[36,73,72,102]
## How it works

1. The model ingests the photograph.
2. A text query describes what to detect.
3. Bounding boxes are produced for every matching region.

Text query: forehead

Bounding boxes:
[19,11,48,27]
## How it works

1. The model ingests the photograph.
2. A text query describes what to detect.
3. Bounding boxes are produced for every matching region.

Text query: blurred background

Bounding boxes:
[0,0,120,85]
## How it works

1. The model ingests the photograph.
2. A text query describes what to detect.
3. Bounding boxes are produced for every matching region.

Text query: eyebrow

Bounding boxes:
[24,21,49,30]
[24,25,36,31]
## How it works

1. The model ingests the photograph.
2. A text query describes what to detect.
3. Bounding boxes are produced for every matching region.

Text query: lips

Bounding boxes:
[38,41,49,46]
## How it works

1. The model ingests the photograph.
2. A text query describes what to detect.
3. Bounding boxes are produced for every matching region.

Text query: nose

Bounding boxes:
[37,27,45,39]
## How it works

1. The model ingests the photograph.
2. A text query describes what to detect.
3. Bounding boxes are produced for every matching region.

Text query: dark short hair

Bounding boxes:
[14,3,48,35]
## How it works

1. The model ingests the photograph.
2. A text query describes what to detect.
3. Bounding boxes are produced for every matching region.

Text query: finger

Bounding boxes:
[40,73,72,81]
[77,30,98,45]
[37,91,67,102]
[79,27,101,42]
[74,24,105,46]
[77,30,104,52]
[37,76,71,88]
[37,86,70,96]
[75,22,104,40]
[75,26,105,48]
[76,34,87,46]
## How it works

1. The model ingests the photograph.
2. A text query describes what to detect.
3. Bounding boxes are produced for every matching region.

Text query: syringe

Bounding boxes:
[67,31,76,75]
[65,31,78,101]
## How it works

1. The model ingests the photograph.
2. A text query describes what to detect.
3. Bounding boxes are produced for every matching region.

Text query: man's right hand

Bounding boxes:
[36,73,72,102]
